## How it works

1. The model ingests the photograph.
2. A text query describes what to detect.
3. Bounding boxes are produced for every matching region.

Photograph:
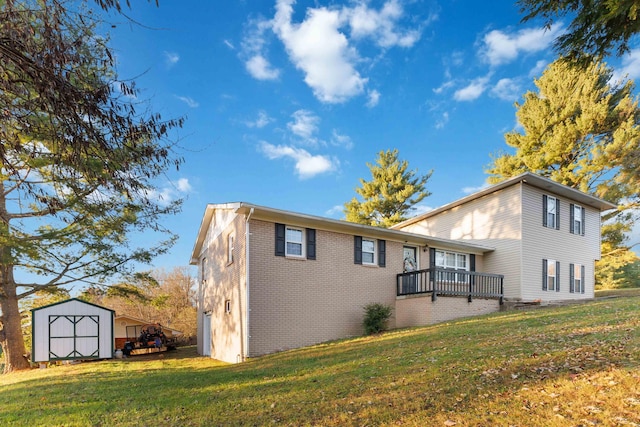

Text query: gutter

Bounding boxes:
[244,207,254,361]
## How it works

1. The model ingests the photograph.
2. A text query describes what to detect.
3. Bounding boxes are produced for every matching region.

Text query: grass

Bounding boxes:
[1,296,639,427]
[595,287,640,298]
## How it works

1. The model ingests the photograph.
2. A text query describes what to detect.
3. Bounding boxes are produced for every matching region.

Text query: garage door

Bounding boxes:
[49,315,100,360]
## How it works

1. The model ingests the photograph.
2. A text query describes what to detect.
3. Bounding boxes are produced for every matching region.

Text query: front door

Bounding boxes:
[402,246,418,293]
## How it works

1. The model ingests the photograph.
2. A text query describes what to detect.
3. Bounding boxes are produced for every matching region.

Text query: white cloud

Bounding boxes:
[246,54,280,80]
[490,78,521,101]
[454,76,490,101]
[331,129,354,150]
[367,89,381,107]
[175,178,192,192]
[246,110,273,128]
[435,111,449,129]
[346,0,423,48]
[529,59,548,77]
[433,79,455,94]
[462,182,490,195]
[480,24,563,67]
[273,0,367,103]
[175,96,199,108]
[612,48,640,82]
[240,0,423,104]
[325,205,344,217]
[288,110,320,141]
[259,141,336,179]
[410,203,434,216]
[164,51,180,66]
[144,178,192,206]
[242,19,280,81]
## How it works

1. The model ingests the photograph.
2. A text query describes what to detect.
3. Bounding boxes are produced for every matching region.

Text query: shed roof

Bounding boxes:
[30,298,114,314]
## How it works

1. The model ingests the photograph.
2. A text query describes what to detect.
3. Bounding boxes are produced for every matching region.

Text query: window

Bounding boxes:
[225,300,231,314]
[435,250,469,282]
[543,259,560,292]
[201,257,207,283]
[227,233,234,264]
[275,224,316,260]
[354,236,385,267]
[570,263,585,294]
[570,204,585,235]
[362,239,375,264]
[285,226,303,257]
[435,250,468,270]
[543,195,559,230]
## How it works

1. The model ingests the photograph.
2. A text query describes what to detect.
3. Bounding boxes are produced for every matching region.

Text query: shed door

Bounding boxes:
[49,315,100,360]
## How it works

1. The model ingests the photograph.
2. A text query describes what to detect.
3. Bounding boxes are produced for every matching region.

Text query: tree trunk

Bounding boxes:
[0,268,30,373]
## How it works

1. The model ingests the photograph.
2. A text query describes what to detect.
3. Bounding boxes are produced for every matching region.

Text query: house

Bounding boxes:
[114,314,183,350]
[190,172,615,364]
[392,172,616,303]
[31,298,114,363]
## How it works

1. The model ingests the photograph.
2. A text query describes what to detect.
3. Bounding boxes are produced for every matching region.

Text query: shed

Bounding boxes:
[31,298,115,363]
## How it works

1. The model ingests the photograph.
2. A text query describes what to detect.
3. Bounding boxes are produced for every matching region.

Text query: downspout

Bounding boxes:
[244,207,254,361]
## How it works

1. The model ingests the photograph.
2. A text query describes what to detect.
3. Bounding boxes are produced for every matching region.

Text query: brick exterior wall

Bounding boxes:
[199,213,247,363]
[248,219,407,358]
[197,210,500,363]
[395,294,499,328]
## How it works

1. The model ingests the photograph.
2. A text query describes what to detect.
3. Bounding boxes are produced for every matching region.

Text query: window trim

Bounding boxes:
[354,236,385,267]
[227,233,234,265]
[570,203,585,236]
[284,226,305,258]
[543,259,560,292]
[361,238,376,265]
[543,195,560,230]
[434,250,469,271]
[275,223,316,260]
[570,263,585,294]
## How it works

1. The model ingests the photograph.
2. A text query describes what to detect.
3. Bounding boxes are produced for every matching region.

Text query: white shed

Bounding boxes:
[31,298,115,363]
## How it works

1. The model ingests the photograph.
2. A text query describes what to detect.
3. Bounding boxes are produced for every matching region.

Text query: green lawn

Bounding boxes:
[2,296,639,426]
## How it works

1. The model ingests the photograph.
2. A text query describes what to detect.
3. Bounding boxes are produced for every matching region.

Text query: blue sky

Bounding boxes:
[103,0,640,273]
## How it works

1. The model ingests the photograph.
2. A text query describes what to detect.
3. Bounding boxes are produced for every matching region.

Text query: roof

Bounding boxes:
[115,314,183,335]
[190,202,496,264]
[30,297,115,314]
[392,172,618,229]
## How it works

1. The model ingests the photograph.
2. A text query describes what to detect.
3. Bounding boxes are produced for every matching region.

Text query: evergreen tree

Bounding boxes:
[344,149,432,228]
[519,0,640,62]
[487,58,639,288]
[0,0,182,372]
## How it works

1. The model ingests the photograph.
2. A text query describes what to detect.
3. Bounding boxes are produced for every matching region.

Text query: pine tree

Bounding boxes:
[519,0,640,62]
[344,149,432,228]
[0,0,182,372]
[487,58,639,288]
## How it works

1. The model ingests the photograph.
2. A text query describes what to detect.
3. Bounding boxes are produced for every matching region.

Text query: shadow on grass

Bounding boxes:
[1,297,639,426]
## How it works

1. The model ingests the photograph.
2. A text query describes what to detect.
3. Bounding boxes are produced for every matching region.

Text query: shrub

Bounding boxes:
[363,303,393,335]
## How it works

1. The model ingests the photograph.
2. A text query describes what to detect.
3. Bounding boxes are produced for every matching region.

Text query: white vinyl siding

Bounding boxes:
[398,183,522,299]
[523,185,599,301]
